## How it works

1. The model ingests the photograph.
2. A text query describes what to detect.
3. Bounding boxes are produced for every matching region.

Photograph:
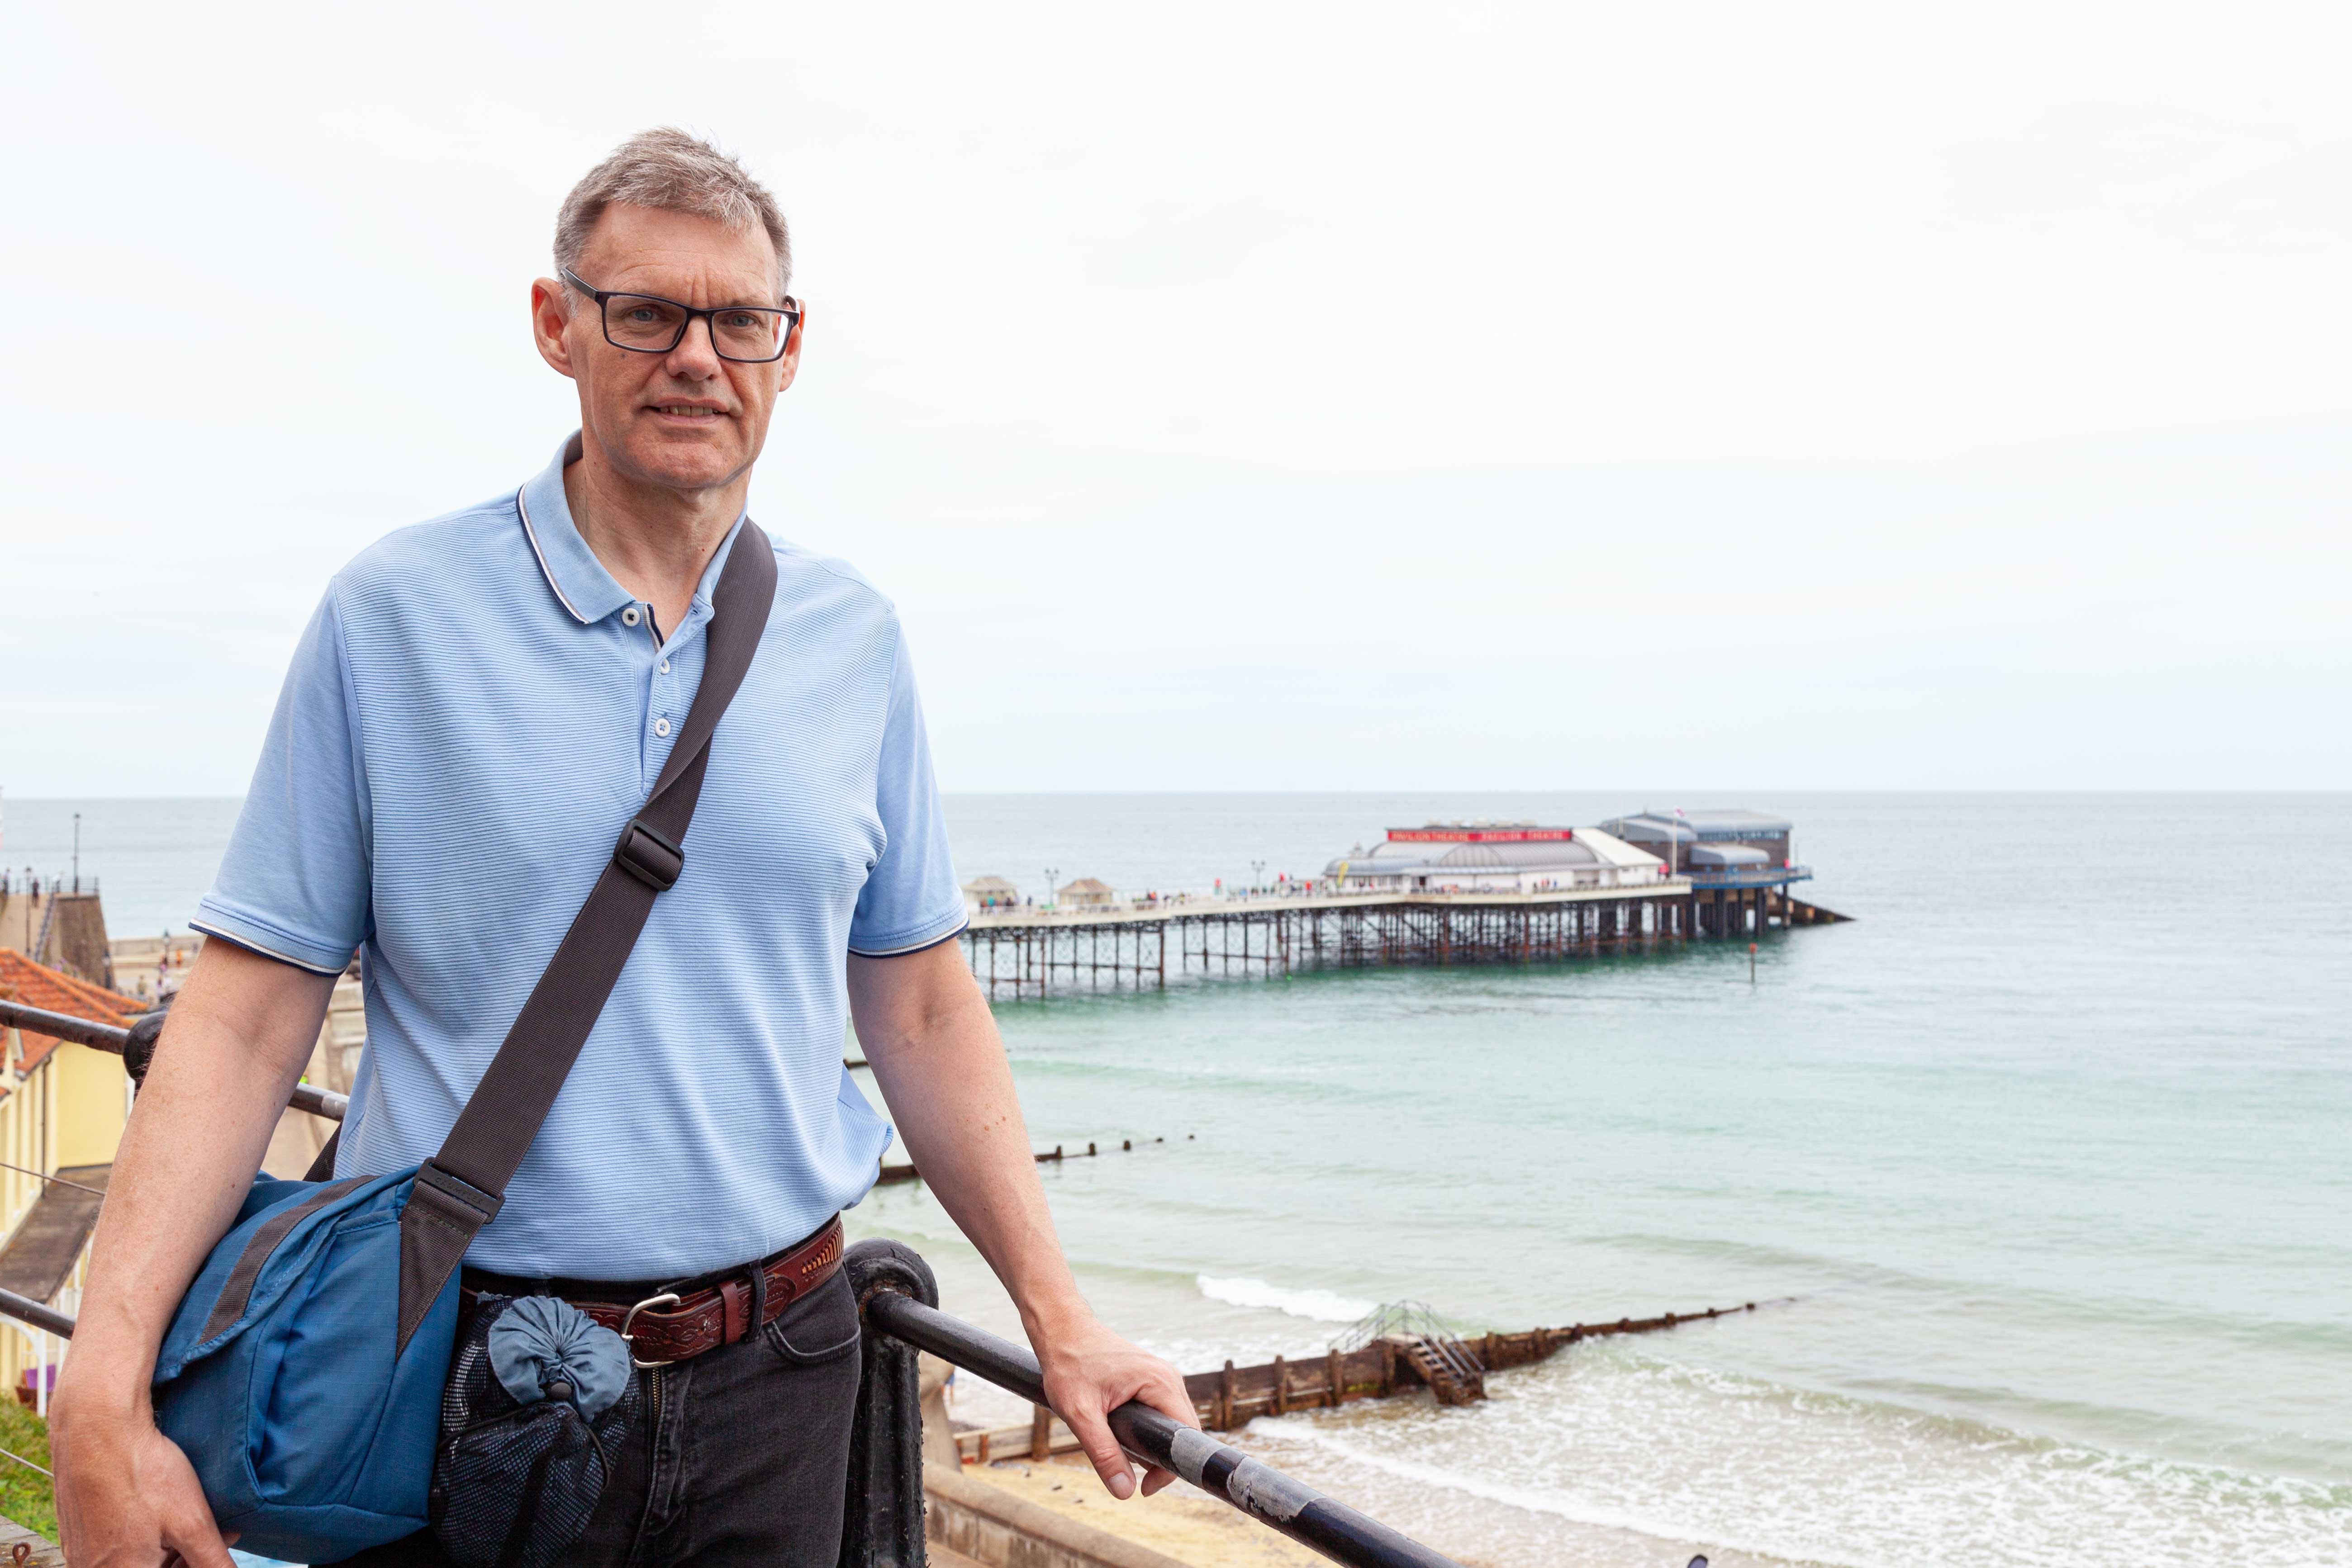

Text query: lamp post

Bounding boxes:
[1043,867,1060,911]
[1249,859,1266,897]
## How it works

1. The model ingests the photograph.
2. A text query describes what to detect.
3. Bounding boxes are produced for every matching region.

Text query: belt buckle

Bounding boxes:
[620,1291,682,1369]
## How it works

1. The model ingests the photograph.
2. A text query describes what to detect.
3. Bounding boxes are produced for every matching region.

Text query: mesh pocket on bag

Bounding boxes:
[429,1295,637,1568]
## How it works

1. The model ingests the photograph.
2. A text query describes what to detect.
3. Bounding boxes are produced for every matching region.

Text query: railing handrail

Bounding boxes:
[0,1133,1464,1564]
[0,1288,75,1339]
[0,998,348,1123]
[0,1252,1473,1568]
[863,1288,1467,1568]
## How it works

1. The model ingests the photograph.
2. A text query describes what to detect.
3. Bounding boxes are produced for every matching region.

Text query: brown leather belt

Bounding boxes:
[462,1216,844,1368]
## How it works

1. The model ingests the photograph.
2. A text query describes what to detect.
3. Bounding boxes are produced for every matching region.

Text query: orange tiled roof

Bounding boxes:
[0,949,144,1075]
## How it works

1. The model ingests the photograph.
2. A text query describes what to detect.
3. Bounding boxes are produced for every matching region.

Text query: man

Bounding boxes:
[52,128,1197,1567]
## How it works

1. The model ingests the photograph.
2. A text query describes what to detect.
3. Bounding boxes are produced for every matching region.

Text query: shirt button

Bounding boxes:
[659,659,670,673]
[622,606,641,627]
[655,717,672,737]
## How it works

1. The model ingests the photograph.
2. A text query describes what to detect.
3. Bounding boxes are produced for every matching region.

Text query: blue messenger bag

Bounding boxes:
[149,523,777,1564]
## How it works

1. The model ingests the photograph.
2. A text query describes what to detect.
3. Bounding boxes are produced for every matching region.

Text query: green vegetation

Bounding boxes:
[0,1400,55,1541]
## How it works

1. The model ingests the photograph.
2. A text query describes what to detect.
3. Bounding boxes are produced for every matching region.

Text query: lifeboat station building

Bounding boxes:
[1595,810,1810,891]
[1323,822,1665,895]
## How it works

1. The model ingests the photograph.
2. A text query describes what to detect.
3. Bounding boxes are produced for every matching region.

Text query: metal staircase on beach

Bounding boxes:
[1335,1300,1487,1406]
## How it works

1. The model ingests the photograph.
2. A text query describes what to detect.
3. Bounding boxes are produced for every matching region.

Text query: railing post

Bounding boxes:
[838,1238,940,1568]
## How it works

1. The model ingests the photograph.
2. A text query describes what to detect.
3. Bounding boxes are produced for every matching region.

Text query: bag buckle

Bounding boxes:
[415,1161,504,1225]
[613,820,684,891]
[620,1292,682,1369]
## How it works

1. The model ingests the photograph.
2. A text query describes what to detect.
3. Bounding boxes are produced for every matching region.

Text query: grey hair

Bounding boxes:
[554,128,792,298]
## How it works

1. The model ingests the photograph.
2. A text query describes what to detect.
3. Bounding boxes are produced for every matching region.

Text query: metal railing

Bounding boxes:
[0,998,1467,1566]
[0,1240,1472,1568]
[841,1238,1467,1568]
[0,998,348,1123]
[1681,864,1814,889]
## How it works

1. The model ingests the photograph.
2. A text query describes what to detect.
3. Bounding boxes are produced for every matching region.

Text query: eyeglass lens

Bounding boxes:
[603,295,789,360]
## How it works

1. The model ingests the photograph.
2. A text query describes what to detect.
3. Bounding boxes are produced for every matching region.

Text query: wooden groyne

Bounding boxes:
[1184,1302,1766,1431]
[877,1139,1158,1187]
[954,1300,1770,1462]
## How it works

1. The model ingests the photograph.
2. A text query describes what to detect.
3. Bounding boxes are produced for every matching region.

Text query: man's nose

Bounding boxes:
[664,316,723,378]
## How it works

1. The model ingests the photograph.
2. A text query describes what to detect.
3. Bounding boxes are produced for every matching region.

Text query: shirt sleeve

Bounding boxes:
[847,626,966,957]
[191,589,372,973]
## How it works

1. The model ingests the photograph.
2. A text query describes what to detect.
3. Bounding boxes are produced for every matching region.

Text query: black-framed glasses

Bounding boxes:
[561,269,801,363]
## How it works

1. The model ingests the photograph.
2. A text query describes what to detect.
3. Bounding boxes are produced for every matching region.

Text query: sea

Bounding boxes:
[5,792,2347,1568]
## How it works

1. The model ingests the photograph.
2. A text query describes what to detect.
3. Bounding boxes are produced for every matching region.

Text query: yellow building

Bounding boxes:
[0,951,138,1414]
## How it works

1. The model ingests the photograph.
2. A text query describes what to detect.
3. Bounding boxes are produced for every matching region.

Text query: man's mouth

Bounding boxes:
[649,404,727,421]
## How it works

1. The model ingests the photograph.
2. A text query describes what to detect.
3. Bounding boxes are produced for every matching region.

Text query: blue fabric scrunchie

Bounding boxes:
[486,1297,632,1420]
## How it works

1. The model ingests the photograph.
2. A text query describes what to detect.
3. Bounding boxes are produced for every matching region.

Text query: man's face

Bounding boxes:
[532,203,800,496]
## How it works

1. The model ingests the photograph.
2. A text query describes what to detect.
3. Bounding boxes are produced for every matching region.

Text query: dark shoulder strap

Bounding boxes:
[395,521,778,1350]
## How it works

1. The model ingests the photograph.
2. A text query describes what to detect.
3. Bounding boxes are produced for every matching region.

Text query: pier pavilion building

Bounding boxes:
[1322,823,1664,894]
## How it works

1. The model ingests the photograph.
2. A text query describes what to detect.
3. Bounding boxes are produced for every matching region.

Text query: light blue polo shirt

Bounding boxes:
[194,433,967,1279]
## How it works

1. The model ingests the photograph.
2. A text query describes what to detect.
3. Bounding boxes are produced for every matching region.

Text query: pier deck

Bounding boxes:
[960,881,1846,996]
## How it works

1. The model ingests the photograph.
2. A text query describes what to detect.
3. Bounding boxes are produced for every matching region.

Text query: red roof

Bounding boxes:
[0,949,144,1075]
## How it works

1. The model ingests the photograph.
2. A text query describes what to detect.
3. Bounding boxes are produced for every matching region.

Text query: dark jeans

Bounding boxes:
[331,1270,863,1568]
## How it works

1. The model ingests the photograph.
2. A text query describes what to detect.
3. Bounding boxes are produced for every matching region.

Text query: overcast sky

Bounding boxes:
[5,1,2348,796]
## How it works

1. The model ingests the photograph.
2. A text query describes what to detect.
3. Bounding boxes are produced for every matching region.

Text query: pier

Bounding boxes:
[959,811,1848,996]
[960,880,1846,997]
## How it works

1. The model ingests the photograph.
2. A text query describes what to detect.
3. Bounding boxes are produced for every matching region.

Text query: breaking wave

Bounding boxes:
[1197,1274,1375,1323]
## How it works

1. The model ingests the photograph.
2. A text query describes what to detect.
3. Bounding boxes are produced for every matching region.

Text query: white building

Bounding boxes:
[1323,821,1665,894]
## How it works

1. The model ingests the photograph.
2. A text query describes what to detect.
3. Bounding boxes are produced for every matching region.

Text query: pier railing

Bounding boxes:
[1681,864,1814,889]
[0,997,1468,1568]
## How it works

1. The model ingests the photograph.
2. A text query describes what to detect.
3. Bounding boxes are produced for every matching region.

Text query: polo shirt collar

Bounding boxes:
[517,431,747,626]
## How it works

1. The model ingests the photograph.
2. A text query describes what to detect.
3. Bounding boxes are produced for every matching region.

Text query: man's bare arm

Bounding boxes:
[848,941,1197,1499]
[52,940,335,1568]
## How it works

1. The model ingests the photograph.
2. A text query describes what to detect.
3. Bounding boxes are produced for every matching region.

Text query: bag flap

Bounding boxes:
[154,1165,418,1383]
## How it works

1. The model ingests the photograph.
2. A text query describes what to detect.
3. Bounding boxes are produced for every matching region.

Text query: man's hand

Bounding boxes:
[1036,1313,1200,1499]
[52,1405,237,1568]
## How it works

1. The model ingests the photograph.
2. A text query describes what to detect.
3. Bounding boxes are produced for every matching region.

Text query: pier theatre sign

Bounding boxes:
[1385,827,1576,843]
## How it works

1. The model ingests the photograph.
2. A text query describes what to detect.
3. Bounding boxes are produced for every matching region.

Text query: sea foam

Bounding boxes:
[1196,1274,1375,1323]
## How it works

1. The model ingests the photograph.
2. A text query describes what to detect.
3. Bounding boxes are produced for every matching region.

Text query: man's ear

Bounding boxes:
[531,278,579,381]
[773,298,806,393]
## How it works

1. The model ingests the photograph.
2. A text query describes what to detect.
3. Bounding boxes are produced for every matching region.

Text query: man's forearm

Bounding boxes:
[57,943,333,1416]
[848,947,1088,1334]
[851,943,1199,1498]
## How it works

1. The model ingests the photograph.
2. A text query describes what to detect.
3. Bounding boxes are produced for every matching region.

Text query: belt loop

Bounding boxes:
[719,1277,747,1345]
[747,1250,769,1336]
